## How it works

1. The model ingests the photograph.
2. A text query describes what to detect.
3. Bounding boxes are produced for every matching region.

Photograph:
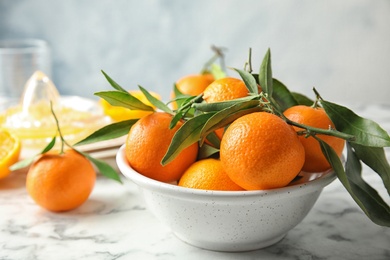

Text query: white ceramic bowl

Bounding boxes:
[116,144,337,252]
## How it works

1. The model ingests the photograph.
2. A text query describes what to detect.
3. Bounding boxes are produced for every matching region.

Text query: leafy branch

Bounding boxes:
[74,48,390,227]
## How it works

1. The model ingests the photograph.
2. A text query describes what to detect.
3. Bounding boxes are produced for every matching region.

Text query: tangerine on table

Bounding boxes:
[0,129,21,179]
[202,77,249,103]
[178,158,245,191]
[283,105,345,172]
[100,90,161,122]
[26,149,96,212]
[125,112,199,183]
[220,112,305,190]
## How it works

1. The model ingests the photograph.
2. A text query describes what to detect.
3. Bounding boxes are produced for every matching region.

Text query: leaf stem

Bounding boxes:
[50,102,65,154]
[245,48,253,73]
[283,115,356,141]
[50,101,73,153]
[201,45,226,74]
[182,94,203,111]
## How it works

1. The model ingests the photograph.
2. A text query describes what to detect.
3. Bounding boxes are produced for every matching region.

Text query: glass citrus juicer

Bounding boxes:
[0,71,111,156]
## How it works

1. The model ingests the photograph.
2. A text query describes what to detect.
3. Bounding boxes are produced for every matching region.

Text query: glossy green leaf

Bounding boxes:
[321,100,390,147]
[193,96,258,112]
[233,68,258,94]
[138,85,172,114]
[169,110,185,129]
[41,136,57,154]
[82,152,122,183]
[291,92,314,106]
[198,144,220,160]
[319,139,390,227]
[101,70,128,93]
[272,78,298,111]
[162,113,215,165]
[204,131,221,149]
[9,136,57,171]
[171,84,193,110]
[350,143,390,195]
[259,48,273,97]
[95,91,154,111]
[200,100,262,142]
[75,119,138,146]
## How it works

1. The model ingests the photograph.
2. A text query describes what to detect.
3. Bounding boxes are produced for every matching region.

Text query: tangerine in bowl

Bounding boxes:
[116,144,337,252]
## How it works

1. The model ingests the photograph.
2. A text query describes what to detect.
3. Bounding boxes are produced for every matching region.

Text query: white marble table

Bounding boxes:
[1,104,389,260]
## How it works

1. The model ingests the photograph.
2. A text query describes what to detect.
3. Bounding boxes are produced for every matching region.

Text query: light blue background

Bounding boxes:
[1,0,389,105]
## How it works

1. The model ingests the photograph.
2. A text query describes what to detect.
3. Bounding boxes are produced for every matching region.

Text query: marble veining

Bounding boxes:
[0,104,389,260]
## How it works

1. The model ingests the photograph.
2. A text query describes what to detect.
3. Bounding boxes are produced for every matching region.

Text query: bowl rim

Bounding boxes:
[116,144,337,200]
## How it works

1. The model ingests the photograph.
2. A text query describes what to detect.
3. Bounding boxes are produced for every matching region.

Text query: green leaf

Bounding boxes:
[162,113,214,165]
[199,100,262,142]
[198,144,220,160]
[138,85,172,114]
[204,131,221,149]
[291,92,314,106]
[319,139,390,227]
[10,136,57,171]
[320,100,390,147]
[83,153,123,183]
[272,78,298,111]
[170,95,192,111]
[259,48,273,97]
[210,63,226,80]
[9,157,35,171]
[169,110,184,129]
[193,96,258,112]
[41,136,57,153]
[350,143,390,195]
[75,119,138,146]
[233,68,258,94]
[95,91,154,111]
[101,70,128,93]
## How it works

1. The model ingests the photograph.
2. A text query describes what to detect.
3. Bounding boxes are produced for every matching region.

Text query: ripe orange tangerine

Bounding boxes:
[178,158,245,191]
[220,112,305,190]
[176,74,215,96]
[283,105,345,172]
[125,112,199,182]
[26,149,96,212]
[202,77,249,103]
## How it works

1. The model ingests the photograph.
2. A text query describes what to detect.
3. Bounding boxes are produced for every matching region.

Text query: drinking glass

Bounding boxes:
[0,39,51,101]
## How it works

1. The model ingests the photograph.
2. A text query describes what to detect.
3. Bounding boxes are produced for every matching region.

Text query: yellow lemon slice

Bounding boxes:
[100,90,161,122]
[0,129,21,179]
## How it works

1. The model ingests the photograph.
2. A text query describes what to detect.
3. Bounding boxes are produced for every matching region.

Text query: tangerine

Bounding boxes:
[171,74,215,109]
[220,112,305,190]
[176,73,215,97]
[283,105,345,172]
[125,112,199,182]
[26,149,96,212]
[178,158,244,191]
[202,77,249,103]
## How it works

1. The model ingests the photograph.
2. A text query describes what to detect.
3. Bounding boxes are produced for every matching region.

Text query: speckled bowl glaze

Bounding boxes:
[116,145,337,252]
